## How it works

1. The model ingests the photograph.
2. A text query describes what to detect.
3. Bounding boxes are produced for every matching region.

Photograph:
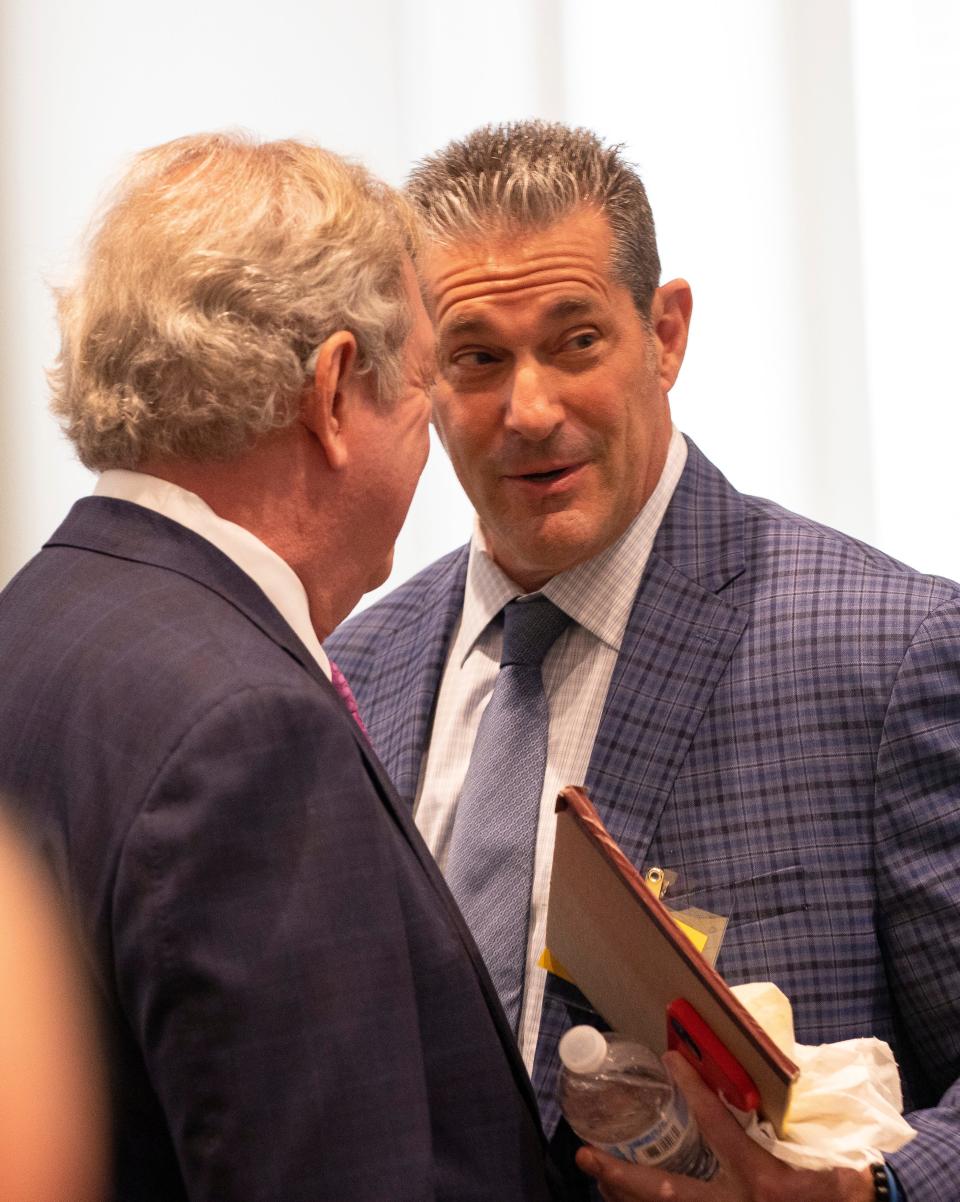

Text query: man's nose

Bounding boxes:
[504,362,563,441]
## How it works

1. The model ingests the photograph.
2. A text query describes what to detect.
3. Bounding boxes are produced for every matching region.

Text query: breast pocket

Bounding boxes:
[669,863,819,988]
[666,863,810,929]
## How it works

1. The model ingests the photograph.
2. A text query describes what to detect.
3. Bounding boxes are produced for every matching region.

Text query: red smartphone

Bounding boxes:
[666,998,761,1113]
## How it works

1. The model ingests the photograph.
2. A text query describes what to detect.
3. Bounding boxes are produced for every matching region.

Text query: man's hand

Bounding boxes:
[575,1052,875,1202]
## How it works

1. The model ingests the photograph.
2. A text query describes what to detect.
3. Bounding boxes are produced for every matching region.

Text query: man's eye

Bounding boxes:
[562,331,599,352]
[451,349,500,368]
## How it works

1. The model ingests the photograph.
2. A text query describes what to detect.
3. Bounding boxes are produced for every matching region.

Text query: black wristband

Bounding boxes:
[871,1162,892,1200]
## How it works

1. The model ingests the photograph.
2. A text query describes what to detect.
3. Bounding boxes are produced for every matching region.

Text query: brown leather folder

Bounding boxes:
[546,786,799,1134]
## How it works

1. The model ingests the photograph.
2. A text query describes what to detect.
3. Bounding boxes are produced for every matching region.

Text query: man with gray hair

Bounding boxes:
[327,121,960,1201]
[0,133,562,1201]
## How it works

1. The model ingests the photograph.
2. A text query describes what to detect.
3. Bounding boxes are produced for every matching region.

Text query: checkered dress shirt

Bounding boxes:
[414,426,687,1068]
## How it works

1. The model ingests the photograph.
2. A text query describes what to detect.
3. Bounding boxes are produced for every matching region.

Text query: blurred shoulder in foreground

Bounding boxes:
[0,811,107,1202]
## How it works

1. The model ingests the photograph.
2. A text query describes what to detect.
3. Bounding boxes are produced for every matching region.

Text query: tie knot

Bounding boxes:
[500,597,572,668]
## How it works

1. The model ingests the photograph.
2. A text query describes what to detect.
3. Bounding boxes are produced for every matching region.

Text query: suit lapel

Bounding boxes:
[345,553,544,1117]
[363,549,468,807]
[355,724,545,1123]
[584,442,749,869]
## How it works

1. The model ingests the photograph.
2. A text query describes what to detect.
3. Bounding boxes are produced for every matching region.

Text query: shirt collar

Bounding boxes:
[93,469,331,678]
[457,426,688,662]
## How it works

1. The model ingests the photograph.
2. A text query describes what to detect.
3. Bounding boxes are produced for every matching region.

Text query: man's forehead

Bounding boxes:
[423,228,619,331]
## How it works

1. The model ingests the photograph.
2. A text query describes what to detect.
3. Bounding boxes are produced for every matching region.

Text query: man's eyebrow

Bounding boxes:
[440,297,599,342]
[441,314,495,340]
[543,296,598,321]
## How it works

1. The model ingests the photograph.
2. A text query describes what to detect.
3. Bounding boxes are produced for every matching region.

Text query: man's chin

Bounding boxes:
[487,513,601,588]
[364,549,395,594]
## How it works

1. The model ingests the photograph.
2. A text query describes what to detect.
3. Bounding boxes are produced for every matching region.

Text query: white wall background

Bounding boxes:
[2,0,958,612]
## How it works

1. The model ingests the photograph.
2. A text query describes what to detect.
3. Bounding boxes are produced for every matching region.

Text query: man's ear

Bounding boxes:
[651,279,693,394]
[301,330,361,471]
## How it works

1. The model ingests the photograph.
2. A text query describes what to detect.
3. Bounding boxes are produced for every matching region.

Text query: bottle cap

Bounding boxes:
[559,1025,608,1074]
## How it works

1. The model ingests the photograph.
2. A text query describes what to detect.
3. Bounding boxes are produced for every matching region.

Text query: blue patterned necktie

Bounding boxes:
[444,596,573,1032]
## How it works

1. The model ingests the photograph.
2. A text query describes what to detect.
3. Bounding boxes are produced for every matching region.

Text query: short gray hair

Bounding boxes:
[51,133,420,471]
[406,120,661,317]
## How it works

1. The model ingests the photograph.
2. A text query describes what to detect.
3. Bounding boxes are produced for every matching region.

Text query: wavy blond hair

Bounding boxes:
[407,120,660,318]
[50,133,419,470]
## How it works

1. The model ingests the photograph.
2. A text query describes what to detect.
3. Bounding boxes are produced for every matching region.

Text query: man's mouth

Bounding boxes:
[508,460,580,479]
[504,463,585,491]
[518,466,574,482]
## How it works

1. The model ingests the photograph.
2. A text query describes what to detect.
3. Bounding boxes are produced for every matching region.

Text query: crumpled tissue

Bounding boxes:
[730,982,916,1171]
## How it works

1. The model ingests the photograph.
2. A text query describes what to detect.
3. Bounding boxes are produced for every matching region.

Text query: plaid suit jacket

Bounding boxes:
[0,498,560,1202]
[328,438,960,1201]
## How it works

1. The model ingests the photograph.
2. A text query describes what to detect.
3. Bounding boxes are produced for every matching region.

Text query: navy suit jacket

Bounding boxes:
[0,498,561,1202]
[328,439,960,1201]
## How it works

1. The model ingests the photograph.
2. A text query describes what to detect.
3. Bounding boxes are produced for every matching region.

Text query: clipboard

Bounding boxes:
[546,786,799,1134]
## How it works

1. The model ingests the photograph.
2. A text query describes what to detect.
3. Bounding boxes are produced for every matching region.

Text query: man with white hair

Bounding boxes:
[0,134,561,1201]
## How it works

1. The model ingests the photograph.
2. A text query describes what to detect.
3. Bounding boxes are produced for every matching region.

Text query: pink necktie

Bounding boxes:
[329,659,370,739]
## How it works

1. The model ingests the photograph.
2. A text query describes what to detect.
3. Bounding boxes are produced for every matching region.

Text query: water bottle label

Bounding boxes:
[598,1092,691,1168]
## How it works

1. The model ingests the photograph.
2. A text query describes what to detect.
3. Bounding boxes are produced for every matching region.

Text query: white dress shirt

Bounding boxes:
[94,470,330,678]
[415,426,688,1069]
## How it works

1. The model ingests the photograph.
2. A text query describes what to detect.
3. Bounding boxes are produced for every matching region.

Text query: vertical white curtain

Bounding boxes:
[851,0,960,579]
[1,0,957,601]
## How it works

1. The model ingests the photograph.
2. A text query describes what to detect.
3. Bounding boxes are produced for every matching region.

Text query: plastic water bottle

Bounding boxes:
[558,1026,718,1179]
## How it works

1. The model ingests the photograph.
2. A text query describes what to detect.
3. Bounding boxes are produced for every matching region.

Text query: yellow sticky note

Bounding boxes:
[538,947,575,982]
[673,918,709,953]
